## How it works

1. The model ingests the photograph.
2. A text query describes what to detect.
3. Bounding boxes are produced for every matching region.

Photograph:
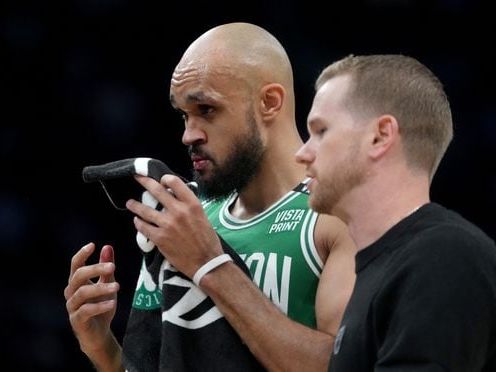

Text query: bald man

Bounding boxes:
[65,23,355,371]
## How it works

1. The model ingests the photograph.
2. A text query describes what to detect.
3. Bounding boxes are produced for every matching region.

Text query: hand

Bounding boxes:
[64,243,119,355]
[126,174,223,278]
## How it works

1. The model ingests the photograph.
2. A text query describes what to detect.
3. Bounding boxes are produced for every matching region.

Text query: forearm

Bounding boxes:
[80,332,124,372]
[200,262,334,372]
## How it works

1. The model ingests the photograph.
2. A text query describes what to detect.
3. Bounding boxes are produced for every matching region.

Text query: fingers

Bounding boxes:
[126,197,165,226]
[65,243,116,301]
[69,242,95,282]
[69,299,117,328]
[64,260,116,300]
[66,280,119,316]
[99,244,114,264]
[99,245,115,284]
[64,242,120,344]
[132,215,163,245]
[134,175,177,206]
[161,174,196,202]
[65,246,119,318]
[132,174,196,206]
[126,175,201,230]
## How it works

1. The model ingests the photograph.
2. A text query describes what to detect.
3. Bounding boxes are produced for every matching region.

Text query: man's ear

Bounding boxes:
[369,114,399,159]
[259,83,284,122]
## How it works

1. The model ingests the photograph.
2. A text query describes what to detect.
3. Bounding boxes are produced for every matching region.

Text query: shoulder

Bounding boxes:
[372,222,496,331]
[400,213,496,267]
[314,214,355,262]
[379,217,496,298]
[412,203,495,252]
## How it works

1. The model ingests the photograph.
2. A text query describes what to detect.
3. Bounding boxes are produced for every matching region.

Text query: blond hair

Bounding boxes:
[317,54,453,177]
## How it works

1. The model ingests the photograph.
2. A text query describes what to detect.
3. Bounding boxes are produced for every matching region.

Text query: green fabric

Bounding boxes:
[204,183,322,328]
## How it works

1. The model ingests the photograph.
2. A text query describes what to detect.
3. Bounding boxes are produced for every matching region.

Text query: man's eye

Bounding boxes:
[198,104,214,116]
[174,108,188,121]
[316,127,327,136]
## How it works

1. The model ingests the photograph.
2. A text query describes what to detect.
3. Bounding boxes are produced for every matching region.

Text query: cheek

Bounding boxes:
[209,133,237,164]
[315,141,337,169]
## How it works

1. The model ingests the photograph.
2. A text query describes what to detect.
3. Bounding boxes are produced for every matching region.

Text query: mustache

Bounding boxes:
[188,145,212,160]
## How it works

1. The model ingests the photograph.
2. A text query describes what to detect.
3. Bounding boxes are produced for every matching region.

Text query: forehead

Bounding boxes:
[170,61,244,106]
[308,75,352,123]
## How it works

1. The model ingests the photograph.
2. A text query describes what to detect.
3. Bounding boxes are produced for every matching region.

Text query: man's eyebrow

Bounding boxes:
[170,91,213,107]
[185,91,208,103]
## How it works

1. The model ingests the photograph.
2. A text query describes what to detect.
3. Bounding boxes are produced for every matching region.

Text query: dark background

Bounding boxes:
[2,0,495,370]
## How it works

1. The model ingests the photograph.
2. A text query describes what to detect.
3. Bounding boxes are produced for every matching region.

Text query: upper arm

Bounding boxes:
[313,214,356,336]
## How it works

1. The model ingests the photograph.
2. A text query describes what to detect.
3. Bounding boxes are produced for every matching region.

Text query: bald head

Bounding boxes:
[172,22,294,103]
[169,23,304,199]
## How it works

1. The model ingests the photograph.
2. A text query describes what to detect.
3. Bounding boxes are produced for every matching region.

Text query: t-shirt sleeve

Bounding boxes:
[372,226,496,371]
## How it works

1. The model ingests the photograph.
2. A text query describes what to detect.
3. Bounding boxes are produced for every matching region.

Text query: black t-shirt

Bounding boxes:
[329,203,496,371]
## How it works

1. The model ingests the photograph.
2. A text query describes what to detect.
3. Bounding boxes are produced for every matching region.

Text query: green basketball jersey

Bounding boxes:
[203,180,323,328]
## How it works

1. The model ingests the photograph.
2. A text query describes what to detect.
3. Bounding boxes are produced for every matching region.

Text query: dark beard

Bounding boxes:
[191,117,264,201]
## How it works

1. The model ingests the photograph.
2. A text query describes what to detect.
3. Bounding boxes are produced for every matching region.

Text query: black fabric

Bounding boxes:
[328,203,496,372]
[122,241,262,372]
[82,158,175,183]
[82,158,195,210]
[82,158,264,371]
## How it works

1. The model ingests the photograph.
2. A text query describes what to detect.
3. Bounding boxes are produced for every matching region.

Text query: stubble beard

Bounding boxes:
[191,112,265,201]
[310,142,366,214]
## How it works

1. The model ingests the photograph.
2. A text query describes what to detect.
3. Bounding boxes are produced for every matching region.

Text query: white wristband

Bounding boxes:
[192,254,233,286]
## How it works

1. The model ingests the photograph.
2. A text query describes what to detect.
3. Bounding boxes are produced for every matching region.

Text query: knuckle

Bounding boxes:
[155,229,167,242]
[190,202,203,214]
[170,175,180,186]
[175,208,187,223]
[74,284,92,303]
[69,310,83,326]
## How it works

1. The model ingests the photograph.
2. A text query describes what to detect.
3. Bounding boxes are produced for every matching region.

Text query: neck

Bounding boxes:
[231,130,304,219]
[341,170,430,251]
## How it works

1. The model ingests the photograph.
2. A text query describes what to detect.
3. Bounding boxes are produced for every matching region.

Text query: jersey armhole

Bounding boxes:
[300,210,324,277]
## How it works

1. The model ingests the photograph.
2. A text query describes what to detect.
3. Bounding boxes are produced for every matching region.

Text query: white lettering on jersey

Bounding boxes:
[244,252,265,285]
[240,252,292,314]
[269,209,305,234]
